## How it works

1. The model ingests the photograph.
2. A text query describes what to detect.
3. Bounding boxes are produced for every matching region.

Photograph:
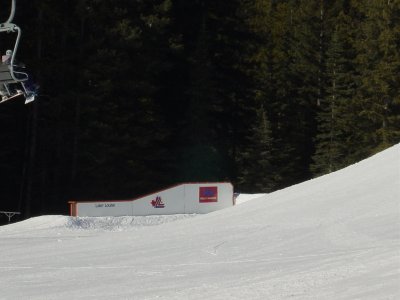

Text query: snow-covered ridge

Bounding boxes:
[0,144,399,300]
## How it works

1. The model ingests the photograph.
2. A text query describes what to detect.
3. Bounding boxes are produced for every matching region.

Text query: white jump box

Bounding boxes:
[69,182,234,217]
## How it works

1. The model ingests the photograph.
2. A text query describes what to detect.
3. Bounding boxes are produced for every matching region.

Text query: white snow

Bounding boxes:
[235,193,266,205]
[0,144,399,299]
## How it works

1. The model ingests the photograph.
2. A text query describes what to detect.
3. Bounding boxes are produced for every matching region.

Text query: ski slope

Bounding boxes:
[0,145,399,299]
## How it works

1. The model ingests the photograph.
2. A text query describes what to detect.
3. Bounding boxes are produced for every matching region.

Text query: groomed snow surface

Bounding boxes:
[1,145,399,299]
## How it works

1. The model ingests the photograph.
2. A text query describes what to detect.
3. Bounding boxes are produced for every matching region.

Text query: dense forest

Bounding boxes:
[0,0,399,222]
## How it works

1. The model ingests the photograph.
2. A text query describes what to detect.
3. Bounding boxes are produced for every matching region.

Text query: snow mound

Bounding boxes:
[0,144,399,300]
[66,214,197,231]
[0,215,70,231]
[235,193,266,205]
[0,214,197,233]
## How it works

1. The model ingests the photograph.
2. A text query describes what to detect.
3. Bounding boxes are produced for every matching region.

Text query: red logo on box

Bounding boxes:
[151,196,165,208]
[199,186,218,203]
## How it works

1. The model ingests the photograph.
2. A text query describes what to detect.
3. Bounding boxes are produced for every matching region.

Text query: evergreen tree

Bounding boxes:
[234,0,283,192]
[312,4,359,175]
[267,1,298,187]
[351,0,400,157]
[263,0,321,187]
[286,0,324,181]
[237,102,278,193]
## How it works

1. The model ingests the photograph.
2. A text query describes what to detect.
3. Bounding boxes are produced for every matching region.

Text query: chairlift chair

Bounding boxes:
[0,0,34,104]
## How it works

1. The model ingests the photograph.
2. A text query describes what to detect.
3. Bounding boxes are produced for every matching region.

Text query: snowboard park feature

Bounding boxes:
[0,145,399,299]
[68,182,234,217]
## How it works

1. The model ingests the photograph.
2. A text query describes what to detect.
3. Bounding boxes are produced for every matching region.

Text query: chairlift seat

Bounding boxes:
[0,64,14,82]
[0,63,28,83]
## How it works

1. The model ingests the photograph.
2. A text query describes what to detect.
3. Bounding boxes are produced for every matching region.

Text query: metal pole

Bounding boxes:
[0,211,20,223]
[6,213,13,223]
[6,0,16,24]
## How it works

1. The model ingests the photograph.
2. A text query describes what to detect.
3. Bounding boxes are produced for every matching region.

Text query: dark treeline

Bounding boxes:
[0,0,399,222]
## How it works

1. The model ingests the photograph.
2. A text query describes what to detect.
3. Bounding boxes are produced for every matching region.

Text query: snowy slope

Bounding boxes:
[0,145,399,299]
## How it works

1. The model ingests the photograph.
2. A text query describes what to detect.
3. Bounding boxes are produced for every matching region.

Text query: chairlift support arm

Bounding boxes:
[6,0,16,24]
[1,0,16,27]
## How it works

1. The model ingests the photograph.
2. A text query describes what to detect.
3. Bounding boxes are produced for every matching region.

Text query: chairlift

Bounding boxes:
[0,0,36,104]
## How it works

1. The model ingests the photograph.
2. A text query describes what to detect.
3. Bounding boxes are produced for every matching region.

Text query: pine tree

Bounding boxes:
[262,0,322,187]
[351,0,400,157]
[312,4,359,175]
[267,1,298,187]
[237,102,279,193]
[234,0,283,192]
